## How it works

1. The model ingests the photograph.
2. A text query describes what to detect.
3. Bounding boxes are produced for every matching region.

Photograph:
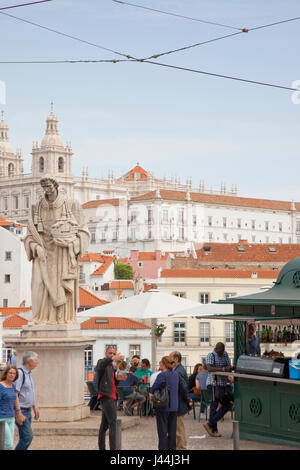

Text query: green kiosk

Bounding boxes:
[213,257,300,447]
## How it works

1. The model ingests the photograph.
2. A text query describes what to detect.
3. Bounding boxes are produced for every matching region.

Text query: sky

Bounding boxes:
[1,0,300,201]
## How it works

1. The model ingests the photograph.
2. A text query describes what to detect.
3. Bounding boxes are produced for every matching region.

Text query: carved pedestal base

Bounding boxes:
[7,325,95,422]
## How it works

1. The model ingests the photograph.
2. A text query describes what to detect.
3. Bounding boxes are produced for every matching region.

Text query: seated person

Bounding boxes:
[195,364,209,414]
[118,366,146,415]
[188,363,203,402]
[135,358,153,390]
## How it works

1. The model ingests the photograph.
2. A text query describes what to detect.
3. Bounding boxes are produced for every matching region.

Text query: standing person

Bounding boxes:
[14,351,39,450]
[0,366,25,450]
[94,347,126,450]
[203,343,233,438]
[248,323,261,355]
[150,356,179,450]
[169,351,192,450]
[7,350,17,366]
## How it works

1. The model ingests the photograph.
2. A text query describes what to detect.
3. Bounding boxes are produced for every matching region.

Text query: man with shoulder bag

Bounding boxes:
[203,343,233,438]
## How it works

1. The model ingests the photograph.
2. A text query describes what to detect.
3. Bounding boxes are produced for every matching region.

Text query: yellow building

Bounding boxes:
[156,268,278,372]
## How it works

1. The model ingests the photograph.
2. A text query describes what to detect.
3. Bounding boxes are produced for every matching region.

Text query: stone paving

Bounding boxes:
[12,408,298,451]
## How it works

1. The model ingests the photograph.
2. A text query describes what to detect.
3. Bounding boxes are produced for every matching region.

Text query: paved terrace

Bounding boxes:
[12,409,297,451]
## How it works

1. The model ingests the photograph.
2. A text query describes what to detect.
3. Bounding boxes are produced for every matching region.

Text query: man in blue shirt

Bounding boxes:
[14,351,39,450]
[118,367,145,415]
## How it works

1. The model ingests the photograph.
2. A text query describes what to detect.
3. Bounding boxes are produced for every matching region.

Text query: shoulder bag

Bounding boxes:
[152,372,169,408]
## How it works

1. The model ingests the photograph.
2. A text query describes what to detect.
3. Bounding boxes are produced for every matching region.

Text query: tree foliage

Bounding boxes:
[114,260,134,280]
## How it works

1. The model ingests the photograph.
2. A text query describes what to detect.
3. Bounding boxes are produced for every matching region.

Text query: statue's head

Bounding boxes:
[40,175,59,198]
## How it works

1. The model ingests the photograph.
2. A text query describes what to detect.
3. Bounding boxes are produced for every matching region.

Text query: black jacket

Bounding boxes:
[93,357,119,398]
[174,363,190,416]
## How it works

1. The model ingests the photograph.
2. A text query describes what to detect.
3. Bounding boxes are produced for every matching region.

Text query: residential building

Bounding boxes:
[155,268,278,369]
[0,219,31,308]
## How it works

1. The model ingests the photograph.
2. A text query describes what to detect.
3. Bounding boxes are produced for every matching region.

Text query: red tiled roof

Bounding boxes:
[91,257,115,276]
[160,269,278,279]
[110,280,134,289]
[0,307,31,329]
[0,307,31,316]
[144,283,157,292]
[80,317,150,330]
[196,243,300,263]
[3,315,28,328]
[130,189,300,212]
[79,253,105,263]
[0,216,24,227]
[82,199,120,209]
[119,165,149,182]
[79,287,109,307]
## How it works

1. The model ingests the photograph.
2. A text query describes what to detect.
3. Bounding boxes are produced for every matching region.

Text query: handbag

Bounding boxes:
[192,386,201,396]
[152,372,169,408]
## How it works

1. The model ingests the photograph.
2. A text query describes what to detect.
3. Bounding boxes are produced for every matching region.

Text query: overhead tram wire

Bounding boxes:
[0,10,137,61]
[0,56,297,93]
[112,0,243,31]
[0,0,52,11]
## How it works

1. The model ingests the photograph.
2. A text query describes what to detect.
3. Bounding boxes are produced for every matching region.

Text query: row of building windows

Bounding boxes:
[208,216,285,232]
[1,195,30,211]
[173,321,234,344]
[173,292,236,303]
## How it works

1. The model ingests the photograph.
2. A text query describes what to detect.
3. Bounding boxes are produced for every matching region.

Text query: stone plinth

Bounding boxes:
[7,324,95,422]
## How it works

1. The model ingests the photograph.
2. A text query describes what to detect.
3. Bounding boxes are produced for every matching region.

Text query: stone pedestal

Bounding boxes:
[7,324,95,422]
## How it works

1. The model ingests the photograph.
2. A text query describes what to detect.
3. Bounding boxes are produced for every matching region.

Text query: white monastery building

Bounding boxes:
[1,108,300,257]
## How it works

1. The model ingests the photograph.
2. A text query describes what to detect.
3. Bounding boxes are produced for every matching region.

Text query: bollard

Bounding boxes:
[233,420,240,450]
[116,418,122,450]
[0,421,5,450]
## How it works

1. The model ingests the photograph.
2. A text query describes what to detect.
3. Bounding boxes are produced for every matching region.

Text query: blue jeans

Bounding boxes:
[207,385,230,433]
[15,409,33,450]
[189,392,206,413]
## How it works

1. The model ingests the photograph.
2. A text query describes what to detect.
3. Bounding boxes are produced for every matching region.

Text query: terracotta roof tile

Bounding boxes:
[79,253,105,263]
[118,165,149,182]
[80,317,151,330]
[0,216,24,227]
[110,280,134,289]
[160,269,278,279]
[91,257,115,276]
[196,243,300,263]
[3,315,28,328]
[79,287,109,307]
[82,199,120,209]
[0,307,31,316]
[130,189,300,211]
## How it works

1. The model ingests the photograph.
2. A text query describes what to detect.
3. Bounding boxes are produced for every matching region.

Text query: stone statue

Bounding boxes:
[24,176,90,325]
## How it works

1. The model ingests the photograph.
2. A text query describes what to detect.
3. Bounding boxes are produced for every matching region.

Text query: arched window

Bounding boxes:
[58,156,64,172]
[8,163,14,177]
[39,157,44,172]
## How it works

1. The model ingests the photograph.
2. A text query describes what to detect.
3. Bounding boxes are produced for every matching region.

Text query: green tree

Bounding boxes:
[114,260,134,280]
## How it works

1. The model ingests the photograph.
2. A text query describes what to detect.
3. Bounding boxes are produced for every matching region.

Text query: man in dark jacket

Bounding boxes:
[93,346,126,450]
[170,351,192,450]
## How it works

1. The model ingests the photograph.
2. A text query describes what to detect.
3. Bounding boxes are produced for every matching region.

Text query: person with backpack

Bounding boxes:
[14,351,39,450]
[149,356,179,450]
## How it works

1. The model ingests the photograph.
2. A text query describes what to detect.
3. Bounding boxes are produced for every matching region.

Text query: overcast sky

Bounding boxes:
[1,0,300,201]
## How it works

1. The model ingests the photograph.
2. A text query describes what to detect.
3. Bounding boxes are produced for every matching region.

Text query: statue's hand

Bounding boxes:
[36,245,46,262]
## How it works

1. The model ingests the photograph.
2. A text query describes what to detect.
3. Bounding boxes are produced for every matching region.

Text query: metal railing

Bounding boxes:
[157,335,234,348]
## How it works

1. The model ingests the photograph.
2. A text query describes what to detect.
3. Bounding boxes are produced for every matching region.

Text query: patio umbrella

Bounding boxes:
[76,290,201,368]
